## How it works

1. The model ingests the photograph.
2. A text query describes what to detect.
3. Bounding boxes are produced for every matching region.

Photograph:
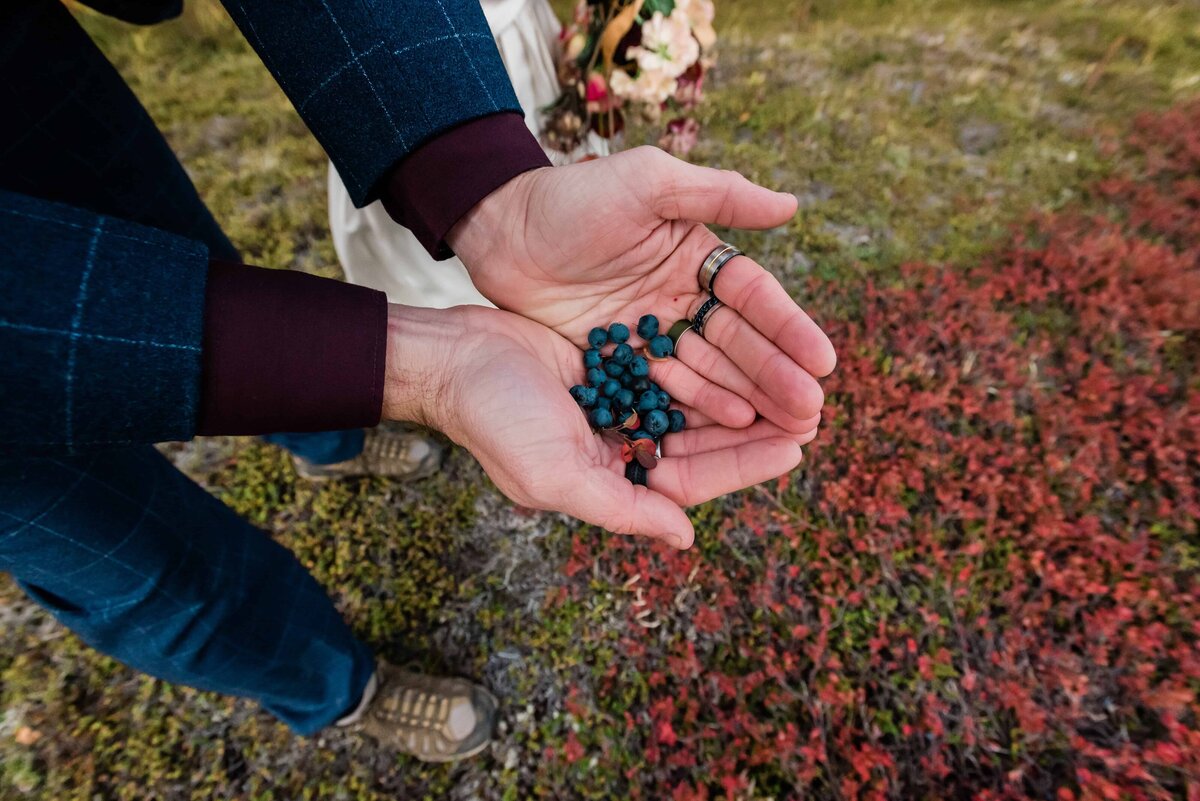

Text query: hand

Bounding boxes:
[381,304,819,548]
[447,146,837,435]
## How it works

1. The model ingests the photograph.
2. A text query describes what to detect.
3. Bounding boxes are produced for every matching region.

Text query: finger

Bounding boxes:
[650,437,804,506]
[564,462,696,549]
[697,303,825,422]
[710,255,837,377]
[637,147,798,229]
[674,329,821,433]
[661,416,821,457]
[648,356,755,429]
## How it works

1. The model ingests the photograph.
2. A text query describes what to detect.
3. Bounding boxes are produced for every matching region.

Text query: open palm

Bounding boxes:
[449,146,837,435]
[396,305,816,549]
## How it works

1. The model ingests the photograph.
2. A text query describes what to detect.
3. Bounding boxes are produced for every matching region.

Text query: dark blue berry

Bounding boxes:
[644,409,669,437]
[637,314,659,340]
[629,356,649,377]
[637,391,659,414]
[584,348,602,369]
[620,371,636,388]
[604,360,625,378]
[631,430,655,442]
[588,327,608,348]
[589,407,614,428]
[603,379,621,398]
[613,343,634,365]
[650,382,661,394]
[647,335,673,359]
[582,387,599,407]
[596,397,612,411]
[569,385,589,405]
[587,367,606,387]
[668,409,686,433]
[657,390,671,410]
[608,322,630,344]
[632,377,651,394]
[615,388,634,409]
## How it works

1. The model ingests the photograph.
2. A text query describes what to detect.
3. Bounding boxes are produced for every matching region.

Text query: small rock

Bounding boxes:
[956,118,1003,155]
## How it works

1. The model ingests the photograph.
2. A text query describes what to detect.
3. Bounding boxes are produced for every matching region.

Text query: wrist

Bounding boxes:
[446,167,543,284]
[382,304,464,431]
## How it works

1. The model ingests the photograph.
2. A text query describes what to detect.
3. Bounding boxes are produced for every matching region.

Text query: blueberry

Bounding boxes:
[647,335,674,359]
[596,398,612,413]
[582,386,599,407]
[588,327,608,348]
[637,391,659,415]
[615,388,635,409]
[657,390,671,410]
[584,348,602,369]
[604,360,625,378]
[631,430,655,442]
[613,343,634,366]
[608,322,630,344]
[620,371,636,388]
[603,379,621,398]
[631,377,651,394]
[644,409,669,437]
[629,356,649,377]
[589,407,614,428]
[668,409,686,433]
[650,382,661,393]
[637,314,659,340]
[587,367,606,387]
[569,385,590,405]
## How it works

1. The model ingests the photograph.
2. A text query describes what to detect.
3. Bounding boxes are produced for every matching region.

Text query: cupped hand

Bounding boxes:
[382,304,818,548]
[447,146,837,434]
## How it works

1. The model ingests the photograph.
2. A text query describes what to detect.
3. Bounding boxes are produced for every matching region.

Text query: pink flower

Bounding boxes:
[629,11,699,79]
[585,72,617,113]
[610,68,676,107]
[658,117,700,156]
[675,0,717,50]
[673,62,705,108]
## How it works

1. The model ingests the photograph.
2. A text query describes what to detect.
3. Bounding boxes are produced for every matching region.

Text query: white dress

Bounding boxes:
[327,0,608,308]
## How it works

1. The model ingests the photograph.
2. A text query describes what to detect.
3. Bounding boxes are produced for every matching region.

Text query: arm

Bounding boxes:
[0,189,387,455]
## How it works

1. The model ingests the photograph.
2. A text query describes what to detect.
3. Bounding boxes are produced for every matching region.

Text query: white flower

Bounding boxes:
[610,67,676,106]
[631,11,699,79]
[675,0,717,50]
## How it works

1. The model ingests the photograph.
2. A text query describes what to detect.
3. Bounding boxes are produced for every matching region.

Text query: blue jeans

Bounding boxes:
[263,430,365,465]
[0,448,375,734]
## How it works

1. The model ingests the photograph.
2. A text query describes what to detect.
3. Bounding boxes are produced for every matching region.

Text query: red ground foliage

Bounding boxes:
[550,102,1200,799]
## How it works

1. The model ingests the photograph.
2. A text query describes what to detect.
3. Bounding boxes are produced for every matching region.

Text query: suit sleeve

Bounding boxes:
[0,190,389,455]
[219,0,552,257]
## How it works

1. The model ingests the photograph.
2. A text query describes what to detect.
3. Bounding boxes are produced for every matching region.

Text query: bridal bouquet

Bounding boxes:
[544,0,716,157]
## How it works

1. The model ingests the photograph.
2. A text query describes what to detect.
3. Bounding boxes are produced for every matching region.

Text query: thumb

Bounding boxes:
[635,147,798,229]
[564,463,696,549]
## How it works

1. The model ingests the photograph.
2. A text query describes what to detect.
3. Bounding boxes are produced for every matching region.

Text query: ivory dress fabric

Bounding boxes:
[327,0,608,308]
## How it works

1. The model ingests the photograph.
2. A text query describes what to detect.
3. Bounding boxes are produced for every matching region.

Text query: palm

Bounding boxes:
[436,307,816,548]
[451,147,837,435]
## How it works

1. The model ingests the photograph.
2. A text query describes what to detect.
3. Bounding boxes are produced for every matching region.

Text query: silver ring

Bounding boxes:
[698,243,737,292]
[704,246,743,298]
[692,295,723,339]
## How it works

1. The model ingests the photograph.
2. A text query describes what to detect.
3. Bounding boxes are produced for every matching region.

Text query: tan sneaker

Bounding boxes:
[349,661,497,762]
[294,424,444,481]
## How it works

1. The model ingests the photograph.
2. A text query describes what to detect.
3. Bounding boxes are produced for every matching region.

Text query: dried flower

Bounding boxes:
[629,11,699,79]
[658,117,700,156]
[676,0,717,50]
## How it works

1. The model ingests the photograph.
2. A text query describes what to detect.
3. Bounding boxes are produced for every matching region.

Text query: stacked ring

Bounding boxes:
[692,295,723,339]
[666,318,694,350]
[699,243,743,296]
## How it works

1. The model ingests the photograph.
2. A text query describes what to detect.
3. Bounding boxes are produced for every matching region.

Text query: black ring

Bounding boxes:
[707,247,742,299]
[666,319,693,349]
[625,460,648,486]
[692,295,723,339]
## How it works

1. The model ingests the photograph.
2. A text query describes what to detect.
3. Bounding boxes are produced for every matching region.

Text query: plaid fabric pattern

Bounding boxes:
[0,447,375,734]
[0,190,209,455]
[222,0,523,204]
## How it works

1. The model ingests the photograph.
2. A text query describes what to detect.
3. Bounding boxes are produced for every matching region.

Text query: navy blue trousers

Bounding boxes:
[0,1,374,734]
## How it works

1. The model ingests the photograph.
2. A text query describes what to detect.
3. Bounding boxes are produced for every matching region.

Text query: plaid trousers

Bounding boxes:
[0,449,375,734]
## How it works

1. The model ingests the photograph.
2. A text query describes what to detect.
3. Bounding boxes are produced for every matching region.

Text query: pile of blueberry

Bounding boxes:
[569,314,685,484]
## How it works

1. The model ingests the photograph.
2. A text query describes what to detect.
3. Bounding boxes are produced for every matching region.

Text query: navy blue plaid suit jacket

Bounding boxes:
[0,0,523,455]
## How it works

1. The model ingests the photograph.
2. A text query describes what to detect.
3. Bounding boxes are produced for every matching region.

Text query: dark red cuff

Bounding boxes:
[196,260,388,436]
[380,112,551,260]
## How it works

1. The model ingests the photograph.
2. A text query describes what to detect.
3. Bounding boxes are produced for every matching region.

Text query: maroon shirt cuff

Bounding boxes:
[380,112,551,260]
[196,260,388,436]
